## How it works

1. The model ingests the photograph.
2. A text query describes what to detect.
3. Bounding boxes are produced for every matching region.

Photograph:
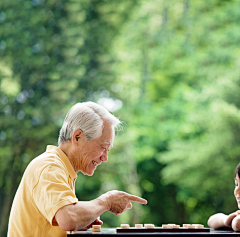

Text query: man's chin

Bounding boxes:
[86,170,95,176]
[80,166,95,176]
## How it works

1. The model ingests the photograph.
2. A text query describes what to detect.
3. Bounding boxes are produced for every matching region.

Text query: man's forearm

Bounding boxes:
[55,197,109,231]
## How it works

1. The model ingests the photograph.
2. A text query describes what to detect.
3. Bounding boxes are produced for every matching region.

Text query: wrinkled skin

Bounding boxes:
[99,190,147,215]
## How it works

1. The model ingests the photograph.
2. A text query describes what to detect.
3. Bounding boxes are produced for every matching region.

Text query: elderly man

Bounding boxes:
[8,102,147,237]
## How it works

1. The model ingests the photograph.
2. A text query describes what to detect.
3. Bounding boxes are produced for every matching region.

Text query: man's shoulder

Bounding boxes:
[23,150,68,189]
[26,149,65,175]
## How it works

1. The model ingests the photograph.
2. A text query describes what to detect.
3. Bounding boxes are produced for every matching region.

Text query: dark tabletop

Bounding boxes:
[67,228,240,236]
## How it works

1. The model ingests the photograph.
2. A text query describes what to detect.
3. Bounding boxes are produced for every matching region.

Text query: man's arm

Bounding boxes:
[55,190,147,231]
[55,198,107,231]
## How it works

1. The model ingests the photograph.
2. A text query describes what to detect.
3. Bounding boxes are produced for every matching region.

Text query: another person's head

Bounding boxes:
[234,163,240,208]
[235,163,240,180]
[58,102,121,176]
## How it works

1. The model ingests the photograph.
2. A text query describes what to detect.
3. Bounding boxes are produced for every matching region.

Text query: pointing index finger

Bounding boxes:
[127,194,147,205]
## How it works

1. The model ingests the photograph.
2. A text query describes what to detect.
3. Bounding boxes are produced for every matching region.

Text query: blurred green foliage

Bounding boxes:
[1,0,240,236]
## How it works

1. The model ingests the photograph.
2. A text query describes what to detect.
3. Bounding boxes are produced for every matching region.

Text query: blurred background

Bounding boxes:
[1,0,240,235]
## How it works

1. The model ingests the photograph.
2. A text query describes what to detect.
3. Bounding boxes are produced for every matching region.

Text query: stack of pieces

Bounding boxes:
[92,225,101,232]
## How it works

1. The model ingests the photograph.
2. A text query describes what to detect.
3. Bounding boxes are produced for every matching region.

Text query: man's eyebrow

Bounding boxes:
[103,141,113,147]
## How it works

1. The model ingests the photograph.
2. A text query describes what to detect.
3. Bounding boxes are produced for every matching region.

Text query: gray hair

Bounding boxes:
[58,101,121,145]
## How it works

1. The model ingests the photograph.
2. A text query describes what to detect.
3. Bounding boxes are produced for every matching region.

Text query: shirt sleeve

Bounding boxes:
[32,164,78,225]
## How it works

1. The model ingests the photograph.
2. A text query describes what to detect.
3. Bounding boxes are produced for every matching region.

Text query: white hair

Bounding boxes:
[58,101,121,145]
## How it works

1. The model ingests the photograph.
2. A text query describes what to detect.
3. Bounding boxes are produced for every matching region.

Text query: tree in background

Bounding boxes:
[2,0,240,235]
[0,0,137,235]
[110,0,240,226]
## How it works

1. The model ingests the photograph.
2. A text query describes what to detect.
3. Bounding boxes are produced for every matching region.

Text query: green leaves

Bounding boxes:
[108,0,240,226]
[2,0,240,234]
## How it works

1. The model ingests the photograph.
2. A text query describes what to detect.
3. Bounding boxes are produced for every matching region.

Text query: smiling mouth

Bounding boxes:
[92,160,99,167]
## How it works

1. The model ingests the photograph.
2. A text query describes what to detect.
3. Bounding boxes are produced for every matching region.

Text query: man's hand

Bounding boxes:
[98,190,147,215]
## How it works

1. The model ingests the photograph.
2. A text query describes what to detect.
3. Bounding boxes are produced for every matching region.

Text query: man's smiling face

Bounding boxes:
[73,120,114,176]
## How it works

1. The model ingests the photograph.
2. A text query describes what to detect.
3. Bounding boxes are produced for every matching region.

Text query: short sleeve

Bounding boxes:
[32,164,78,225]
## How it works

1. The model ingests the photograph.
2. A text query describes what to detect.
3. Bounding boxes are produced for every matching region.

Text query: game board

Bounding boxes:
[116,224,210,233]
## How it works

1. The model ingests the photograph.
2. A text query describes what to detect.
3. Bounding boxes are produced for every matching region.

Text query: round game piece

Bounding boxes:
[195,225,204,229]
[144,224,155,229]
[92,225,101,229]
[183,224,190,228]
[162,225,169,228]
[135,224,143,228]
[92,229,101,232]
[121,224,130,229]
[172,225,180,228]
[187,224,195,229]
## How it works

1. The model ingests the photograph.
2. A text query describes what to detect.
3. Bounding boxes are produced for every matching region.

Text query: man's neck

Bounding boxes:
[58,142,79,173]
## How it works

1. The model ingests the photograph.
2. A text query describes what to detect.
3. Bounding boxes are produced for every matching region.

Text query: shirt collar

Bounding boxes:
[46,145,77,179]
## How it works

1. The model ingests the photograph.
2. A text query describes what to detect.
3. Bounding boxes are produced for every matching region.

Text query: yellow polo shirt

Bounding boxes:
[7,145,78,237]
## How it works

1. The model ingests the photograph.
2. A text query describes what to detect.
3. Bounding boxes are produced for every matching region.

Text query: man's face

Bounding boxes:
[74,120,114,176]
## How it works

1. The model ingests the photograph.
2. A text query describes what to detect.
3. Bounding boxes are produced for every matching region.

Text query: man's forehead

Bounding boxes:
[101,124,114,146]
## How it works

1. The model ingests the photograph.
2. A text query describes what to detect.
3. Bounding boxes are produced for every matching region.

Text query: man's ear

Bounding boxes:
[72,129,83,146]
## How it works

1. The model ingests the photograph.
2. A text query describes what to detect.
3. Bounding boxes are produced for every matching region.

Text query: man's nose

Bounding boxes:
[101,151,108,162]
